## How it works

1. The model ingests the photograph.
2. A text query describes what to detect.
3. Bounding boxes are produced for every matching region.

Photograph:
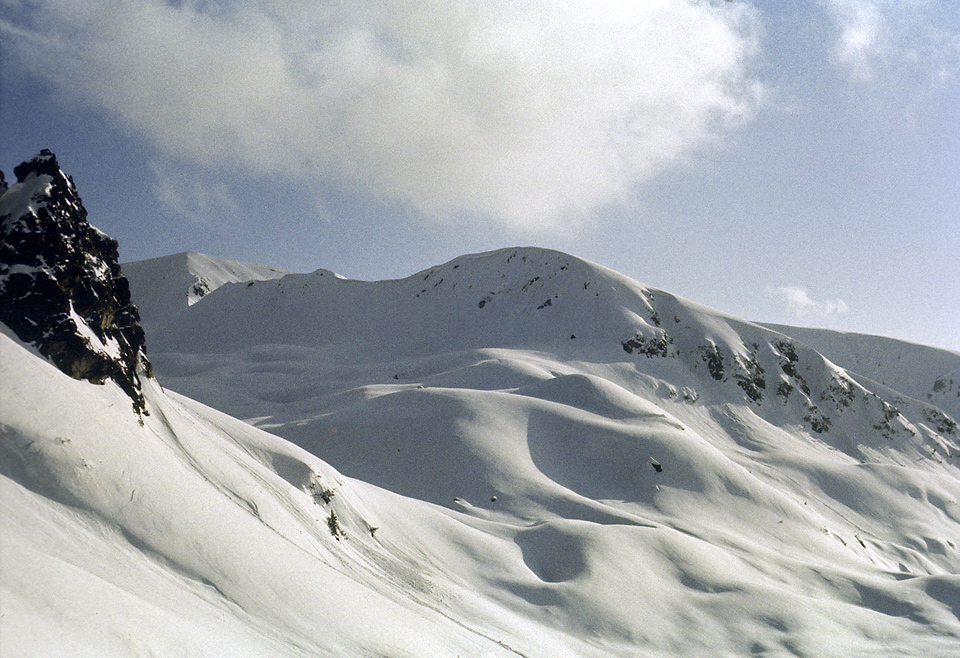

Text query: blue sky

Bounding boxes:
[2,0,958,350]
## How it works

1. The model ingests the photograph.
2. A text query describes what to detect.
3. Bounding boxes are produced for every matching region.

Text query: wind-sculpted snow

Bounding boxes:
[1,327,569,657]
[7,158,960,655]
[107,245,960,656]
[142,247,959,464]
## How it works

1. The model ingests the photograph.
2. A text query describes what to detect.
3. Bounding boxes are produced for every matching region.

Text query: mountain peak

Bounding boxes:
[0,151,152,416]
[12,148,62,181]
[129,245,959,466]
[121,250,291,327]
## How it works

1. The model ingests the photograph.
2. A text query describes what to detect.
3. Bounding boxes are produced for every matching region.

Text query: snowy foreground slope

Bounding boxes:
[111,246,960,657]
[1,326,556,657]
[8,150,958,655]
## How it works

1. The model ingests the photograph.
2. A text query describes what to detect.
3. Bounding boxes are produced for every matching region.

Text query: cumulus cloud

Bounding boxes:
[820,0,960,83]
[767,285,849,320]
[2,0,763,234]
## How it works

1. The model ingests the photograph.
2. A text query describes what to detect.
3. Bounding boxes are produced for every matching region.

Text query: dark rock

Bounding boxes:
[732,351,766,403]
[804,406,831,434]
[699,344,725,381]
[925,408,958,436]
[0,150,152,416]
[622,330,672,357]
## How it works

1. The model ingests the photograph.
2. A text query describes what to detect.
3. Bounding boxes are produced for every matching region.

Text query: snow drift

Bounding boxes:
[3,151,960,656]
[127,245,960,656]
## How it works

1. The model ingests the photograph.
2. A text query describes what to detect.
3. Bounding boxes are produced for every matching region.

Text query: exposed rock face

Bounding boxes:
[0,150,152,415]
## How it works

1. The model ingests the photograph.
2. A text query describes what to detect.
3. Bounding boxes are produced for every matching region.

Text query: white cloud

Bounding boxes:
[4,0,763,234]
[150,160,240,226]
[820,0,960,83]
[767,285,849,320]
[827,0,883,79]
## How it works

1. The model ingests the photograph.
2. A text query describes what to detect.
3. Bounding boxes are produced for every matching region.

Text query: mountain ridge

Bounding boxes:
[5,153,960,657]
[763,322,960,422]
[121,250,290,328]
[131,246,959,466]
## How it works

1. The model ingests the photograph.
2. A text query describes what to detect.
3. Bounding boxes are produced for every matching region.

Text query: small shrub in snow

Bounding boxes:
[308,476,335,504]
[327,511,345,540]
[804,406,831,433]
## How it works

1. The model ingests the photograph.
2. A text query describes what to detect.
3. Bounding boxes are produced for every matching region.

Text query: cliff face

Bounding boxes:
[0,150,151,415]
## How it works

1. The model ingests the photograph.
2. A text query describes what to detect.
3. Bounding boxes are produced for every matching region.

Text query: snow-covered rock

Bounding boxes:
[763,322,960,423]
[0,150,151,414]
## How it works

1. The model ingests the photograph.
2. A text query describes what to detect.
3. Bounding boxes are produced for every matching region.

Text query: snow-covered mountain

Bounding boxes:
[4,152,960,657]
[762,323,960,423]
[121,251,290,330]
[130,246,960,656]
[140,246,959,464]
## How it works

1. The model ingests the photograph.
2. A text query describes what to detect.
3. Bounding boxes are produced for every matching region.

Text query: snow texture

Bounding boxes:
[3,241,960,656]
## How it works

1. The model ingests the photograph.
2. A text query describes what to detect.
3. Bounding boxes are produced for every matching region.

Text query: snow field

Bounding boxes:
[4,246,960,656]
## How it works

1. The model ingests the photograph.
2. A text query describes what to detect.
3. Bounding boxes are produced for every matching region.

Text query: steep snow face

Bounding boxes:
[122,246,960,656]
[121,251,290,329]
[764,323,960,422]
[0,150,150,414]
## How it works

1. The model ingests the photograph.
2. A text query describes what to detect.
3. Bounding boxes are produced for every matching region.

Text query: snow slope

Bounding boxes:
[763,322,960,422]
[11,150,956,655]
[112,246,960,657]
[2,325,591,658]
[121,251,289,329]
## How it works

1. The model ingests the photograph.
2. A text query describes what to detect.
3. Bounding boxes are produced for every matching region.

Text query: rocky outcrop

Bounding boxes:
[0,150,152,415]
